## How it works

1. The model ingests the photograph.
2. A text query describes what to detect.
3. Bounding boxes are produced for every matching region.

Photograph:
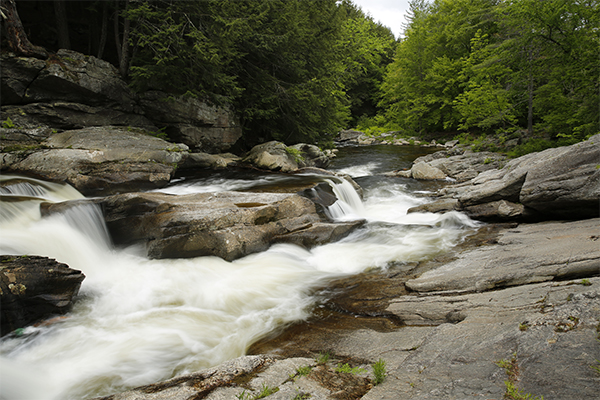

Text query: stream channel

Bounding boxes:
[0,145,480,400]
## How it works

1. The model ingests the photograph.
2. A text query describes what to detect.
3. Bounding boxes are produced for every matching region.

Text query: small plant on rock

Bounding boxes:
[285,146,305,163]
[2,117,15,129]
[335,363,366,375]
[496,353,544,400]
[372,358,386,385]
[315,352,330,365]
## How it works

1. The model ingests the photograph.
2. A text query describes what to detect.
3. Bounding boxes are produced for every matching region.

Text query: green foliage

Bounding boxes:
[496,353,544,400]
[127,0,385,146]
[315,352,331,365]
[335,363,366,375]
[2,117,15,129]
[236,384,279,400]
[295,365,313,377]
[285,147,305,163]
[504,381,544,400]
[372,358,386,385]
[591,360,600,375]
[375,0,598,146]
[506,137,577,158]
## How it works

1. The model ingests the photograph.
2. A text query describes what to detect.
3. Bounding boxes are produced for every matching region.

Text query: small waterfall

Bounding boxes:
[0,176,85,225]
[0,175,84,202]
[323,177,365,220]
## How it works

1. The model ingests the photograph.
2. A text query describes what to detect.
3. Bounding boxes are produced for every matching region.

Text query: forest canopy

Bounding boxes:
[2,0,598,149]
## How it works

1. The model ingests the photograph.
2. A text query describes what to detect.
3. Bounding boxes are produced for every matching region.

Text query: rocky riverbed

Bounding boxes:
[90,136,599,400]
[94,218,600,400]
[2,50,599,400]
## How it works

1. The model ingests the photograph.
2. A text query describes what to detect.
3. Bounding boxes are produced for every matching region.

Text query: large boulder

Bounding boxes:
[1,126,189,195]
[1,50,136,109]
[0,255,85,336]
[242,141,330,172]
[410,161,447,180]
[519,136,600,216]
[457,135,600,219]
[242,141,300,172]
[138,91,242,153]
[42,190,362,261]
[409,135,600,221]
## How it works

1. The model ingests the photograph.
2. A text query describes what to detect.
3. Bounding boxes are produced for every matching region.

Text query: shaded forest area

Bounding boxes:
[1,0,598,151]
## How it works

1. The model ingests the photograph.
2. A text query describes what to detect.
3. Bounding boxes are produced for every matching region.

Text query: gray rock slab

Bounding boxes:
[405,218,600,294]
[519,135,600,217]
[3,126,189,195]
[366,278,600,399]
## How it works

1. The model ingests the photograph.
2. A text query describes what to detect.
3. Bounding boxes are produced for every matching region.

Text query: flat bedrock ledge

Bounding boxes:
[405,218,600,294]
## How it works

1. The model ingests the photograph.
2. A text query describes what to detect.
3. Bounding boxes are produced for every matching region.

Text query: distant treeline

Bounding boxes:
[3,0,598,147]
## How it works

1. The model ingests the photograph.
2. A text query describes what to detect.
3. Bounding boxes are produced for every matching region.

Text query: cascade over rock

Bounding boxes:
[42,190,364,261]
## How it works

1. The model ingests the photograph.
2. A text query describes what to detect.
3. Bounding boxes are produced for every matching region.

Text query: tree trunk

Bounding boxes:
[527,48,534,135]
[113,3,122,63]
[119,7,131,78]
[54,0,70,50]
[97,2,108,59]
[1,0,48,59]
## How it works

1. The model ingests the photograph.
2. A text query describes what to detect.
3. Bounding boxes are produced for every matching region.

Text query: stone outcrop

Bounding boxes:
[1,49,241,153]
[0,255,85,336]
[405,218,600,294]
[43,190,363,261]
[409,161,447,180]
[1,126,189,195]
[138,91,242,153]
[242,141,331,173]
[407,134,600,221]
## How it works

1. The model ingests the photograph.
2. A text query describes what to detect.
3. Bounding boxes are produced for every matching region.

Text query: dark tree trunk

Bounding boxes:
[1,0,48,59]
[97,1,108,59]
[527,48,534,135]
[54,0,70,50]
[119,8,131,78]
[113,3,122,63]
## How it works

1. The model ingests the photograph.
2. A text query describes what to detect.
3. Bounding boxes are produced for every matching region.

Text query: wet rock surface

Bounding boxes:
[42,190,363,261]
[0,255,85,336]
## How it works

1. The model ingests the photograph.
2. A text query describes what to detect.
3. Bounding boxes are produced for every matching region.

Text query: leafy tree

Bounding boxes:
[497,0,599,139]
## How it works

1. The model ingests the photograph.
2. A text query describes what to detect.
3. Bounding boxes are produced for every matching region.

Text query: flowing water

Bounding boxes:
[0,145,479,400]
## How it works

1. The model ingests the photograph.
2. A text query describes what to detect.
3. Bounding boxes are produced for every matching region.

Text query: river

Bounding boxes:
[0,145,479,400]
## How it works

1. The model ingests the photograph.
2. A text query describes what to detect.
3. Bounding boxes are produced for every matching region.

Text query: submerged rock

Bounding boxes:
[0,255,85,336]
